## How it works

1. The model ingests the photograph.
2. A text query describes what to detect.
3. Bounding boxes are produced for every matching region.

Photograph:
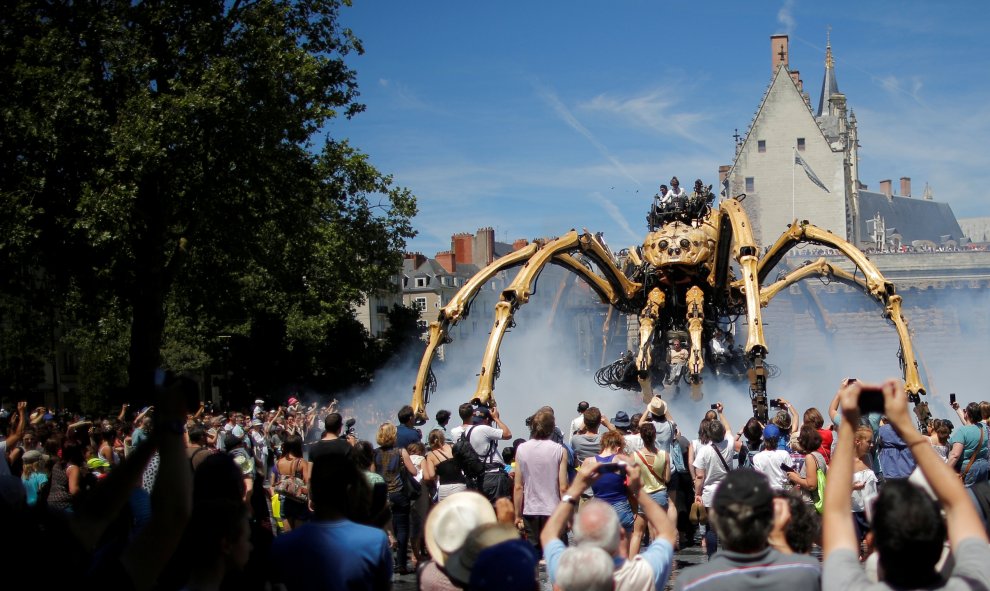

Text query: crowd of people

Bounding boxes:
[2,376,990,590]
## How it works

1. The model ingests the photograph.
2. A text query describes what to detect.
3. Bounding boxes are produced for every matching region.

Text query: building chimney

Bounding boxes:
[879,179,892,198]
[900,177,911,197]
[435,250,456,274]
[474,227,495,266]
[771,34,789,73]
[404,252,427,269]
[452,233,473,266]
[789,70,802,91]
[512,238,529,251]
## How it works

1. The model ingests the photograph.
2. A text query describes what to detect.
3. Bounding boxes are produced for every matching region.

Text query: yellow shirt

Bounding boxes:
[633,448,667,493]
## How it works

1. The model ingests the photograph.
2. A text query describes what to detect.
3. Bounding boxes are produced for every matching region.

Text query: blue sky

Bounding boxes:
[335,1,990,257]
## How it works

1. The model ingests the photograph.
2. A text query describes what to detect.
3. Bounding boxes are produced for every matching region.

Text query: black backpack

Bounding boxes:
[452,426,490,487]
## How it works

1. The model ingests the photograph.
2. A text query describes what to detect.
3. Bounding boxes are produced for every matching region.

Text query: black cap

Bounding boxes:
[713,469,773,517]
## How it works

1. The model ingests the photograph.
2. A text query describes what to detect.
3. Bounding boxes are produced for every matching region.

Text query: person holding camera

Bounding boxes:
[308,413,351,464]
[591,430,637,554]
[823,379,990,591]
[542,455,676,591]
[692,404,735,558]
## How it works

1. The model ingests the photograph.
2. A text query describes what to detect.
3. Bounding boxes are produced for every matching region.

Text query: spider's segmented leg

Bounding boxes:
[636,288,665,402]
[685,286,705,377]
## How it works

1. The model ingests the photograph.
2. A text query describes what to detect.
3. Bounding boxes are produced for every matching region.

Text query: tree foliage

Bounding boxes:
[0,0,416,406]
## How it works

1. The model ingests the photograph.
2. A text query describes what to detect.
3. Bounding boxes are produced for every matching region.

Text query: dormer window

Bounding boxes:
[415,277,428,288]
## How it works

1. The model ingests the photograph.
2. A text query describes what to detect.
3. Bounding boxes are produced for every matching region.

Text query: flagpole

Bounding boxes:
[792,147,796,221]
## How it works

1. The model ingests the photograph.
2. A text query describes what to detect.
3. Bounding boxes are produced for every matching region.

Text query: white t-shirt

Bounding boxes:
[624,433,644,453]
[752,448,793,490]
[570,415,585,436]
[692,434,735,507]
[457,424,504,465]
[851,468,879,513]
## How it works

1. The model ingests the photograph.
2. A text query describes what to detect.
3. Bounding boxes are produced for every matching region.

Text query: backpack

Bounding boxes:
[452,426,490,488]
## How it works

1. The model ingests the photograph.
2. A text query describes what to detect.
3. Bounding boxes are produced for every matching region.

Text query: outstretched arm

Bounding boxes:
[884,380,988,547]
[4,402,26,448]
[541,458,600,550]
[822,382,859,556]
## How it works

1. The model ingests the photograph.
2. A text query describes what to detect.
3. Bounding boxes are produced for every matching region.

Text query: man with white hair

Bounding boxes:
[555,546,615,591]
[542,457,675,590]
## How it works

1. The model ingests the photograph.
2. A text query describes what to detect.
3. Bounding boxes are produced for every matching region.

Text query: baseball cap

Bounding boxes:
[288,397,299,405]
[22,450,49,464]
[254,398,264,405]
[712,469,773,518]
[763,424,782,440]
[470,407,492,425]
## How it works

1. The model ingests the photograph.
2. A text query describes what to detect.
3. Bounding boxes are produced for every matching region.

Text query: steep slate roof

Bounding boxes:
[816,43,840,117]
[857,191,963,243]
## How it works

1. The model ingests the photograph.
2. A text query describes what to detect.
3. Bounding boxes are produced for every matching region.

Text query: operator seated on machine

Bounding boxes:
[709,328,728,363]
[665,339,689,386]
[647,184,670,231]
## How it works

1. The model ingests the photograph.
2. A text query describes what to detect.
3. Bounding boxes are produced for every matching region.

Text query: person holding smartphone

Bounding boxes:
[751,424,793,490]
[823,380,990,590]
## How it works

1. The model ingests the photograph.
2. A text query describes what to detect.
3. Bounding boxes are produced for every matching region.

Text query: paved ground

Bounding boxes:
[392,539,710,590]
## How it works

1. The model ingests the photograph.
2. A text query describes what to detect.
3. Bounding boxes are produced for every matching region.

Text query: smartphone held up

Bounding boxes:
[857,385,885,414]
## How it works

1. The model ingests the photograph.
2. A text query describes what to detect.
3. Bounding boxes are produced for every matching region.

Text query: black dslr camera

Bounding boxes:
[344,417,357,438]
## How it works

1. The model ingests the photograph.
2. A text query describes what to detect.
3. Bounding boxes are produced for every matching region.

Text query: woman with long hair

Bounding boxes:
[275,434,310,531]
[787,424,825,508]
[591,429,635,555]
[421,428,466,502]
[374,421,418,575]
[629,422,671,555]
[48,440,87,511]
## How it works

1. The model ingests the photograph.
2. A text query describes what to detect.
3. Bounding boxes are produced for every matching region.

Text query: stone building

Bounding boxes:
[723,34,962,250]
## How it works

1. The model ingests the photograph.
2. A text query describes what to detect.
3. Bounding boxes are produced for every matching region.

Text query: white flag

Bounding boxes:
[794,151,830,193]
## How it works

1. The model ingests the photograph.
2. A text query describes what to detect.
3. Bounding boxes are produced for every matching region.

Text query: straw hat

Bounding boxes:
[424,491,496,567]
[445,523,520,585]
[647,396,667,417]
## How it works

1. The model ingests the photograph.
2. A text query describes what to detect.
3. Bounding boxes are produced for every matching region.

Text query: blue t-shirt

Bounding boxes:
[950,423,990,464]
[876,424,917,479]
[396,424,422,450]
[270,519,392,590]
[23,472,48,506]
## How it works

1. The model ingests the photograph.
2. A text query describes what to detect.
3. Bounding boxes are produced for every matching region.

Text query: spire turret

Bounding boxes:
[816,29,840,117]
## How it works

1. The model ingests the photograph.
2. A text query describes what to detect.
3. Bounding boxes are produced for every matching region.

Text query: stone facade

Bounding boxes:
[728,62,849,245]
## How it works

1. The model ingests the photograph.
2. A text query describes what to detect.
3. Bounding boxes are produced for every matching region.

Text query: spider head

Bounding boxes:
[643,223,715,267]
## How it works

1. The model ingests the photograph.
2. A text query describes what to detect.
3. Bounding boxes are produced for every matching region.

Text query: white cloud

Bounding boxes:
[580,89,714,148]
[533,82,642,187]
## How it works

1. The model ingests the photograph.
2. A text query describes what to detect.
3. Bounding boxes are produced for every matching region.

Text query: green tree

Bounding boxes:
[0,0,416,403]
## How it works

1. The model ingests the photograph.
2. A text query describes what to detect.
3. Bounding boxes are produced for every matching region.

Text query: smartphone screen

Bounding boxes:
[780,463,796,473]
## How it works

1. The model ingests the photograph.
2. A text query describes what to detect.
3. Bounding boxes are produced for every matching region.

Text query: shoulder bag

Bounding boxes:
[961,424,985,481]
[274,458,309,502]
